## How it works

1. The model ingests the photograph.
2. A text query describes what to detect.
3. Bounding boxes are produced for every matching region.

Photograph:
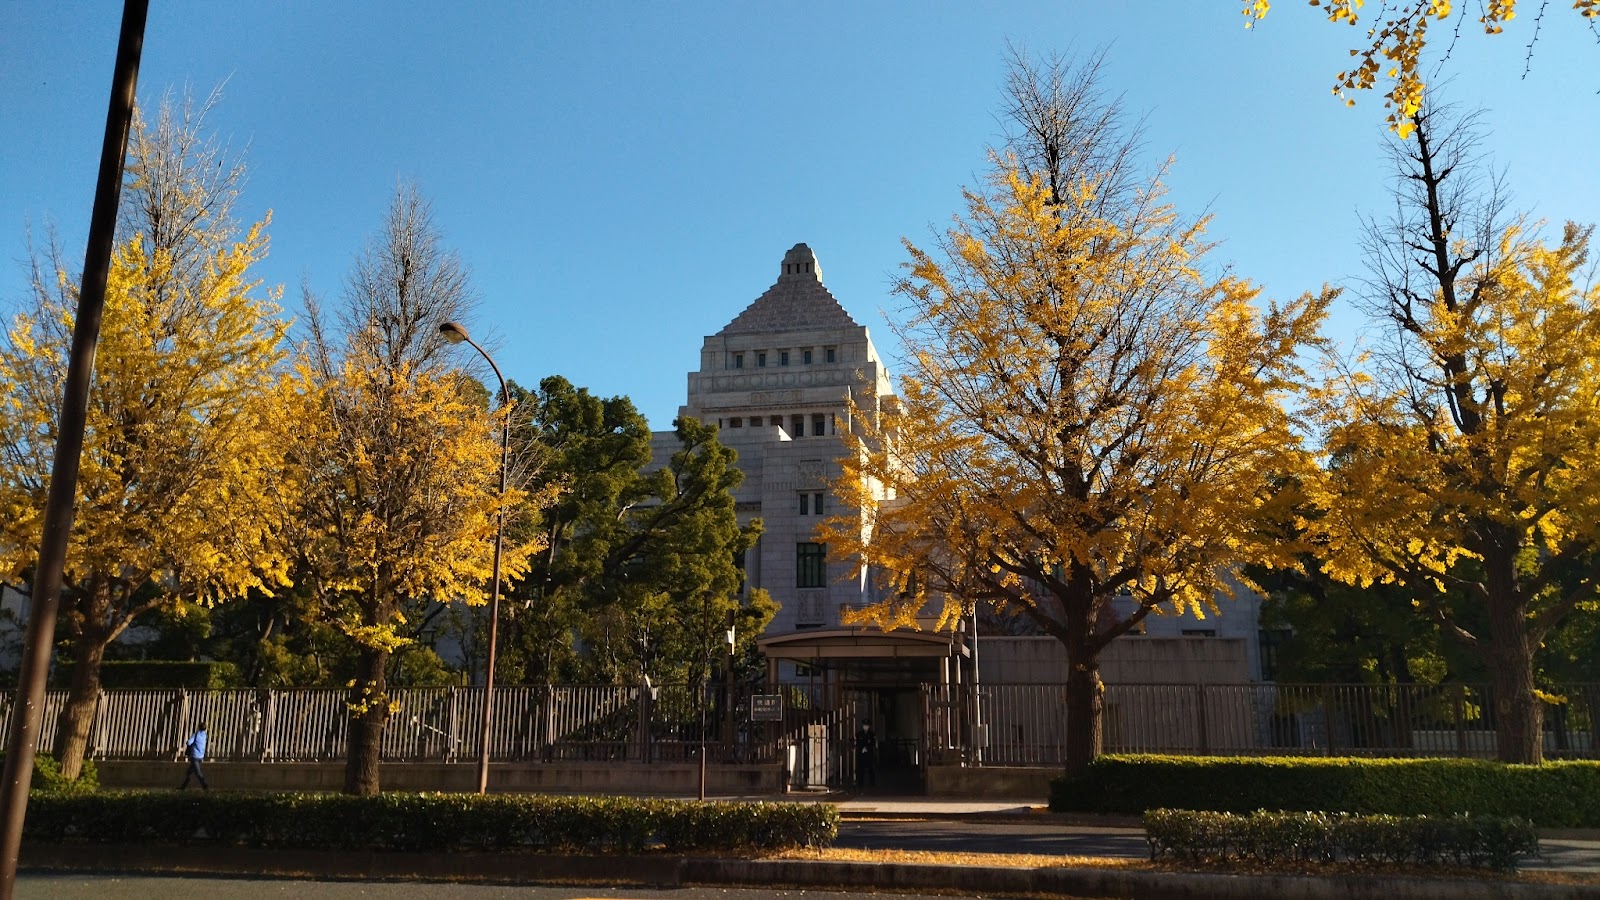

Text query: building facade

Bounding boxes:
[649,243,904,636]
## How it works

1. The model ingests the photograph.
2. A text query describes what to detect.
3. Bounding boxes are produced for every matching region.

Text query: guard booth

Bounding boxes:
[758,628,971,793]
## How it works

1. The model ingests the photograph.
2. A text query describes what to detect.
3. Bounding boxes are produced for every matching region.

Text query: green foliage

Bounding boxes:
[0,753,98,793]
[52,660,241,690]
[1143,808,1540,872]
[1252,561,1481,685]
[499,386,772,687]
[24,755,97,794]
[389,645,464,688]
[1051,755,1600,827]
[498,375,657,684]
[22,791,837,853]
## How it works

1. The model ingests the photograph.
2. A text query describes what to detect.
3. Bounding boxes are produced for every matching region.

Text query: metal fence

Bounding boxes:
[3,681,1596,767]
[947,682,1600,765]
[0,684,766,764]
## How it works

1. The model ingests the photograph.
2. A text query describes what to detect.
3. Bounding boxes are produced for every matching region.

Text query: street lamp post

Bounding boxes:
[699,621,735,802]
[439,321,508,796]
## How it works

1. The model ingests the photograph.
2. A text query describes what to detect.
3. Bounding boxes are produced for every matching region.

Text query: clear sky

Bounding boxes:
[2,3,1596,429]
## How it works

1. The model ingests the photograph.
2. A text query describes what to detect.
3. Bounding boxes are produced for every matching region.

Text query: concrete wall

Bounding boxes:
[981,636,1252,684]
[924,765,1054,801]
[98,760,786,795]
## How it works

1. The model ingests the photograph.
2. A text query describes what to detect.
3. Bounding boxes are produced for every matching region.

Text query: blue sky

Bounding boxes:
[2,3,1596,429]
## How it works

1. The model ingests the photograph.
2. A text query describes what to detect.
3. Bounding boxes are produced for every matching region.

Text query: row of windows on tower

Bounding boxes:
[721,413,835,437]
[731,346,836,369]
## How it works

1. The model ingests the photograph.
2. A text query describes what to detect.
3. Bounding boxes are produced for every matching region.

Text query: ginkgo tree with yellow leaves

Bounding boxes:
[0,92,293,781]
[822,51,1332,776]
[1305,103,1600,764]
[288,184,547,796]
[1243,0,1600,137]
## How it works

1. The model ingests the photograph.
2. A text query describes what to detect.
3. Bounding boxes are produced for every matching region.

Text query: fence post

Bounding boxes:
[542,685,556,761]
[445,687,459,763]
[637,681,651,764]
[87,690,107,760]
[1322,686,1336,756]
[1194,684,1210,755]
[1455,684,1469,757]
[259,690,277,762]
[173,689,190,762]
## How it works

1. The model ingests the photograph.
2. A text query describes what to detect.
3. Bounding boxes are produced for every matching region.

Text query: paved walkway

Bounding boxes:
[754,792,1600,874]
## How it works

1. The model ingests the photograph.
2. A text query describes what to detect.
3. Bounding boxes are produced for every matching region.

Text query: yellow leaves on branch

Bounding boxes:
[289,350,541,616]
[1244,0,1593,137]
[1307,222,1600,594]
[0,223,294,606]
[827,157,1331,646]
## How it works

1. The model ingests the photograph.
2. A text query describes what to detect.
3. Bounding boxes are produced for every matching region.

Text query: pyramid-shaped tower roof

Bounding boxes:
[718,243,860,335]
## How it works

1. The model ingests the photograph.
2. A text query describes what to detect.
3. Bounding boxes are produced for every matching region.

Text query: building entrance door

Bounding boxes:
[843,683,924,795]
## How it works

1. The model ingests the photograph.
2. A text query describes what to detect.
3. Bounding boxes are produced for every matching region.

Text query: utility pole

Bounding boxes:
[0,3,148,895]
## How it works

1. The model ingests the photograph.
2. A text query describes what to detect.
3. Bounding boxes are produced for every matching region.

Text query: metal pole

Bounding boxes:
[477,418,506,793]
[0,2,147,894]
[698,664,709,801]
[971,606,981,765]
[474,349,508,796]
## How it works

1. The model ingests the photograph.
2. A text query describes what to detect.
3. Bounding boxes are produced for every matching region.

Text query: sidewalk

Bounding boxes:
[813,793,1600,876]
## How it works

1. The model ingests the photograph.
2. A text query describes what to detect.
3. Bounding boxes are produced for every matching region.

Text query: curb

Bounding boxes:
[21,842,1596,900]
[836,809,1143,828]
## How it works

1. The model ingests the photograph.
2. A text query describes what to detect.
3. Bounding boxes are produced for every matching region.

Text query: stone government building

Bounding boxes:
[649,243,912,641]
[648,243,1268,789]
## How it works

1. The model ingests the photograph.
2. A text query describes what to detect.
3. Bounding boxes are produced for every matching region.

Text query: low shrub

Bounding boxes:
[30,755,97,794]
[0,754,98,795]
[1050,755,1600,827]
[1144,808,1541,872]
[22,791,838,853]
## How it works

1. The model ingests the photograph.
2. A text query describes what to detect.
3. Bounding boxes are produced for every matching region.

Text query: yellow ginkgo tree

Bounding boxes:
[1243,1,1600,137]
[289,184,547,796]
[1306,103,1600,764]
[822,52,1331,776]
[0,93,293,780]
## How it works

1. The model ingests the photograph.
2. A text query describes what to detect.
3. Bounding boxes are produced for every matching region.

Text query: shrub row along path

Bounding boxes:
[824,797,1600,873]
[16,876,962,900]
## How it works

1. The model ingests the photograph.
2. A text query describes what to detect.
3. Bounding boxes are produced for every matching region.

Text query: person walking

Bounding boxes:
[854,721,876,789]
[179,722,209,790]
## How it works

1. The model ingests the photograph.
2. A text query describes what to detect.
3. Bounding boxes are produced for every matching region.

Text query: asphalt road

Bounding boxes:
[16,874,1071,900]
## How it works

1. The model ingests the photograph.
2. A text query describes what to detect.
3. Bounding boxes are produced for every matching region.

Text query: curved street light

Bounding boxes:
[440,320,509,796]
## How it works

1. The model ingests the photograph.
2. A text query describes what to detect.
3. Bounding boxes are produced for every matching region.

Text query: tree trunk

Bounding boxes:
[344,645,390,795]
[1487,600,1543,764]
[1481,539,1543,765]
[52,633,107,781]
[1062,627,1104,778]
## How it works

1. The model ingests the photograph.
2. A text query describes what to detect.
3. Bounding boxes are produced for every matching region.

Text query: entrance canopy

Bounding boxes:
[759,628,969,662]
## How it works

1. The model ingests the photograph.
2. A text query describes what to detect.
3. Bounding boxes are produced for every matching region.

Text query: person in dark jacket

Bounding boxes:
[179,722,209,790]
[855,721,876,788]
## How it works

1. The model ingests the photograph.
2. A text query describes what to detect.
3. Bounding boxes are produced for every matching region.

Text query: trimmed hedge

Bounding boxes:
[1144,809,1541,872]
[23,791,838,853]
[1051,755,1600,827]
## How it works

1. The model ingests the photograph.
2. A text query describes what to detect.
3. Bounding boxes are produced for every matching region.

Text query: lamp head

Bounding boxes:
[439,321,470,344]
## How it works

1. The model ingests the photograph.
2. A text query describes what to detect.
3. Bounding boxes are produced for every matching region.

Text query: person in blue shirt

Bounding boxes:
[179,722,209,790]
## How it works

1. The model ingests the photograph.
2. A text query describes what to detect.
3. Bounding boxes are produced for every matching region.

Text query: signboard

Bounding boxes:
[750,694,784,722]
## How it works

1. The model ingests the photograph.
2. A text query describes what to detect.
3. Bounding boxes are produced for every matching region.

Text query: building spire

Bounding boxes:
[779,243,822,282]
